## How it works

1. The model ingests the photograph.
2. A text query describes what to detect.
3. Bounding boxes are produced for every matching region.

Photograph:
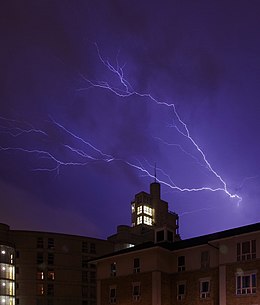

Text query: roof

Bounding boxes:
[92,222,260,262]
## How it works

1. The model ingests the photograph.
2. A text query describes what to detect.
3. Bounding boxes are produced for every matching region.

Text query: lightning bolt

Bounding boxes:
[0,44,242,204]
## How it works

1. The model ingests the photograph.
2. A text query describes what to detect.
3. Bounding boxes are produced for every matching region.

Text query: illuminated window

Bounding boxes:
[131,204,135,213]
[143,216,152,226]
[236,273,256,295]
[237,240,256,261]
[137,206,142,215]
[200,279,210,298]
[143,206,152,216]
[137,216,142,225]
[36,271,44,280]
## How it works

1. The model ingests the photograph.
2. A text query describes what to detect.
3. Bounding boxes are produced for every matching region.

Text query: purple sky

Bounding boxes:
[1,1,260,240]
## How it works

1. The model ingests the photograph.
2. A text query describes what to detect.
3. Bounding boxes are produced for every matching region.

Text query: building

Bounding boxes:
[94,223,260,305]
[108,182,180,250]
[0,224,114,305]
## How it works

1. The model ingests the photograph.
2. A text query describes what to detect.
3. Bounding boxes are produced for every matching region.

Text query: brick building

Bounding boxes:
[95,223,260,305]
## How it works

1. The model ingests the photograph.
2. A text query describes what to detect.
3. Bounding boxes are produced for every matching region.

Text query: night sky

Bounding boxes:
[1,1,260,240]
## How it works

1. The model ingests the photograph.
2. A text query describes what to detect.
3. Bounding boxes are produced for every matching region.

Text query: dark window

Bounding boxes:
[82,271,88,282]
[177,283,185,300]
[236,273,256,294]
[156,230,164,242]
[82,286,88,297]
[90,243,96,254]
[201,251,210,269]
[82,241,88,253]
[90,271,96,283]
[47,283,54,296]
[167,230,173,242]
[178,256,185,272]
[133,258,140,273]
[48,238,54,250]
[82,256,88,268]
[48,253,54,265]
[111,262,116,277]
[109,287,116,303]
[37,252,44,265]
[16,251,20,259]
[237,240,256,261]
[37,237,44,249]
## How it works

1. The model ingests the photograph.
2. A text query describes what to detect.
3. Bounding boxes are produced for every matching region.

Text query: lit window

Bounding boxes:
[237,240,256,261]
[36,271,44,280]
[131,204,135,213]
[143,206,152,216]
[178,256,185,272]
[137,206,142,215]
[200,279,210,298]
[143,216,152,226]
[1,251,6,255]
[37,283,44,295]
[236,273,256,295]
[132,282,141,301]
[137,216,142,225]
[177,282,186,300]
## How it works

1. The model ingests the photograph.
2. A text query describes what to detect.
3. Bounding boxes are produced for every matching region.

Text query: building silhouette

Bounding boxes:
[0,181,260,305]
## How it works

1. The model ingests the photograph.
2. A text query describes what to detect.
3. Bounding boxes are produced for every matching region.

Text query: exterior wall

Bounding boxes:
[99,272,152,305]
[4,228,114,305]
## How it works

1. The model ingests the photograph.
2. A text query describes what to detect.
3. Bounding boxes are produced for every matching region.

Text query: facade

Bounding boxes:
[95,223,260,305]
[0,224,114,305]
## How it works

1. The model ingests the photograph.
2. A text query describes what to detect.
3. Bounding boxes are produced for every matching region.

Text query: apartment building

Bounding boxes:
[95,222,260,305]
[0,223,114,305]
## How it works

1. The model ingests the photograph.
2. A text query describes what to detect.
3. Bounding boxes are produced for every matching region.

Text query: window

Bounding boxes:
[144,216,152,226]
[90,286,96,298]
[48,253,54,265]
[167,230,173,242]
[36,271,44,280]
[109,286,116,304]
[82,285,88,297]
[37,283,44,295]
[90,271,96,283]
[237,240,256,261]
[37,252,44,265]
[156,230,164,242]
[90,243,96,254]
[82,241,88,253]
[133,258,140,273]
[132,282,141,301]
[82,271,88,282]
[143,206,152,216]
[47,270,55,281]
[37,237,44,249]
[137,216,142,225]
[137,206,143,215]
[111,262,116,277]
[47,283,54,296]
[236,273,256,295]
[82,256,88,268]
[131,204,135,213]
[178,256,185,272]
[200,279,210,298]
[201,251,210,269]
[177,282,186,300]
[48,238,54,250]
